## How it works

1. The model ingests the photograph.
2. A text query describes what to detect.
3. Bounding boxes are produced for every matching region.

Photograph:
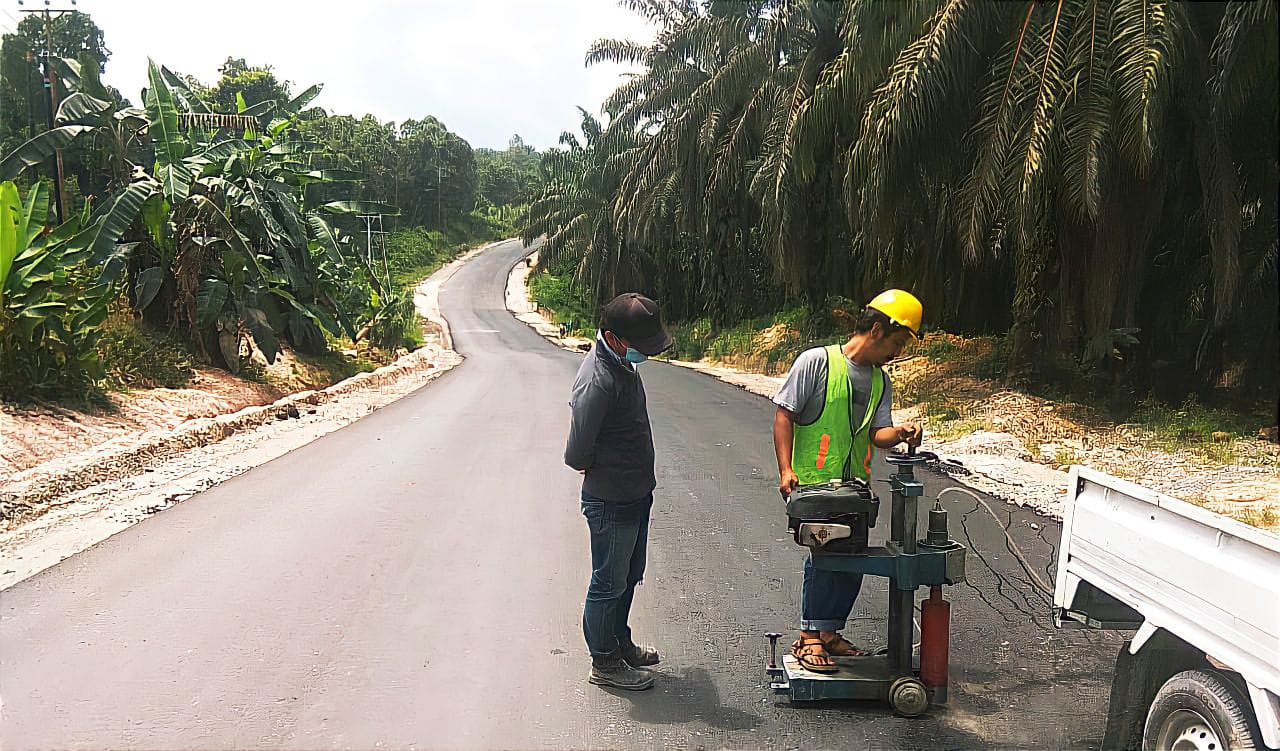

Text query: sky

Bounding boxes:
[2,0,654,151]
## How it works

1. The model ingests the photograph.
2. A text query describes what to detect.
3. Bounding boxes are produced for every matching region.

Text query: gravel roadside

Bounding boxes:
[0,239,511,589]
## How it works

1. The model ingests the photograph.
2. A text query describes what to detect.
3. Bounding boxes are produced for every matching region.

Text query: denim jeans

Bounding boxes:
[581,491,652,658]
[801,555,864,632]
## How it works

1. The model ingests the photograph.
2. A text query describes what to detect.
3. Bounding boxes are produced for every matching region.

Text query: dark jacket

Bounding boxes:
[564,340,656,501]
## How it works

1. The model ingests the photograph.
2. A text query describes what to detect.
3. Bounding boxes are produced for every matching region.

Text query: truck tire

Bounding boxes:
[1143,669,1262,751]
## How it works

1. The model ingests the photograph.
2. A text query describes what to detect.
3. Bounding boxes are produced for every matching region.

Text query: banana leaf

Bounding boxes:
[160,65,211,114]
[307,214,346,265]
[0,182,18,307]
[135,266,165,310]
[66,180,158,266]
[321,200,400,216]
[196,278,230,327]
[0,126,96,180]
[286,84,323,115]
[242,305,280,363]
[146,59,190,202]
[56,93,113,125]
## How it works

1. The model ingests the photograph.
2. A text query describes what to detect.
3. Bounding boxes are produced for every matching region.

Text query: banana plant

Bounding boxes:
[2,57,402,375]
[0,181,113,400]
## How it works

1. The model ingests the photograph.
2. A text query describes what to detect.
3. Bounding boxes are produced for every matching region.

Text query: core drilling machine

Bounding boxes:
[765,448,967,716]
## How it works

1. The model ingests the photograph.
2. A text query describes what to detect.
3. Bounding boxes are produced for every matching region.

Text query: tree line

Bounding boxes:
[0,11,541,401]
[521,0,1277,403]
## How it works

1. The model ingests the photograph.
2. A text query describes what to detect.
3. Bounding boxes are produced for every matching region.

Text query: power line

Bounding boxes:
[357,213,390,280]
[17,0,79,223]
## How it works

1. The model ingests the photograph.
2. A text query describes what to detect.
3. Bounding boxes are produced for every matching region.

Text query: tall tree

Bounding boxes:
[0,11,112,172]
[523,0,1277,399]
[208,57,291,114]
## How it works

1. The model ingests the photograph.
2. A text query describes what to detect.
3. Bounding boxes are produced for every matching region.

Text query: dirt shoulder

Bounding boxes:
[507,252,1279,533]
[2,370,282,479]
[0,239,509,589]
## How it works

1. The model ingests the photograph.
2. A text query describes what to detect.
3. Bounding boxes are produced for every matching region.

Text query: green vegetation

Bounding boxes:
[530,256,1271,465]
[0,181,111,400]
[527,264,597,336]
[1131,396,1276,464]
[97,315,194,390]
[475,135,542,210]
[0,11,526,404]
[522,0,1278,410]
[664,308,813,375]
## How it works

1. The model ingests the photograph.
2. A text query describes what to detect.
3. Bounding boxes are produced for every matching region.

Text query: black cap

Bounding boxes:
[601,292,674,356]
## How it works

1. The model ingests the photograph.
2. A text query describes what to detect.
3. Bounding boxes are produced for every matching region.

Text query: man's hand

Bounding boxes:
[778,468,799,500]
[896,422,923,447]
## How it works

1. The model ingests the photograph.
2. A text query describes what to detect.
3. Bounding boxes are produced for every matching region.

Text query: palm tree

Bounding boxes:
[525,0,1277,397]
[521,108,642,306]
[852,0,1278,385]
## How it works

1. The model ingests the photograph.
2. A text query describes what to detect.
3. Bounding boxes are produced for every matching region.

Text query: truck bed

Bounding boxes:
[1053,466,1280,747]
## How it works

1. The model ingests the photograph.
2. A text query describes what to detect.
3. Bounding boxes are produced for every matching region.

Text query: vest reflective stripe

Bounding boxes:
[792,344,884,483]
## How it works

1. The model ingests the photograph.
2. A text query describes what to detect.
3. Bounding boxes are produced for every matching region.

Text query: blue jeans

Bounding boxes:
[801,555,864,632]
[581,491,652,658]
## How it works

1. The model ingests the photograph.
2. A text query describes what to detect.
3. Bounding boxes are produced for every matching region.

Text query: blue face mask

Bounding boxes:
[625,348,648,364]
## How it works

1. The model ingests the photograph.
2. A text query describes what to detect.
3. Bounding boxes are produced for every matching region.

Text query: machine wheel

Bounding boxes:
[888,677,929,718]
[1143,670,1262,751]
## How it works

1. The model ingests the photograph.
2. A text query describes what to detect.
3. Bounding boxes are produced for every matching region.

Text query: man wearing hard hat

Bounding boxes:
[771,289,925,673]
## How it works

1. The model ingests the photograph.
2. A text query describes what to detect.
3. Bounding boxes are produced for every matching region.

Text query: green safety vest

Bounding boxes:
[792,344,885,483]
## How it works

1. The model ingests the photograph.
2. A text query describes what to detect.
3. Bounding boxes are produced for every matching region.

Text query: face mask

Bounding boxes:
[625,348,648,364]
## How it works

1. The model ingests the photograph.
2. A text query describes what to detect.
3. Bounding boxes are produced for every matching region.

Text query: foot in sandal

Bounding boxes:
[791,633,839,673]
[821,631,869,657]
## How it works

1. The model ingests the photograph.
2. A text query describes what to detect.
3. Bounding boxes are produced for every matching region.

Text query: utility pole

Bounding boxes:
[357,213,389,280]
[24,50,35,137]
[18,0,78,224]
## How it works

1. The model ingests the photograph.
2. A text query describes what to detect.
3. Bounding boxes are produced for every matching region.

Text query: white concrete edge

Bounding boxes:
[415,237,514,351]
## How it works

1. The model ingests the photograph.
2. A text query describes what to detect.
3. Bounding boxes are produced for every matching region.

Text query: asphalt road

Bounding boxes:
[1,239,1123,749]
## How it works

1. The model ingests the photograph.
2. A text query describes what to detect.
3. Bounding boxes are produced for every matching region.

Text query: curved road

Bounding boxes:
[1,239,1120,749]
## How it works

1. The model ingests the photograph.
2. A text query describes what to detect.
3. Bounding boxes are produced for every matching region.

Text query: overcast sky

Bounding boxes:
[3,0,654,151]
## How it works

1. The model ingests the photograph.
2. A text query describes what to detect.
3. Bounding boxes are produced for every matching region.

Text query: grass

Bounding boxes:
[97,314,195,391]
[664,308,815,375]
[1234,504,1280,530]
[239,337,384,392]
[1130,395,1276,465]
[291,347,380,382]
[527,271,596,335]
[927,416,986,442]
[386,212,510,289]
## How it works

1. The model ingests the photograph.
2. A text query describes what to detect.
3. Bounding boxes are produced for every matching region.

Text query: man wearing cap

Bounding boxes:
[772,289,925,673]
[564,292,674,690]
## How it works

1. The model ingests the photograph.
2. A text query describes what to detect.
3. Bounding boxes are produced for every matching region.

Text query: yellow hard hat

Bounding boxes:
[866,289,923,336]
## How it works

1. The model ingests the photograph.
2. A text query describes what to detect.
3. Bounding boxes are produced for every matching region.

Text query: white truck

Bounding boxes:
[1054,466,1280,750]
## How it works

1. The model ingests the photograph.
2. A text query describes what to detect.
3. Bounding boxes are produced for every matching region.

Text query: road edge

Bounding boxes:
[1,239,514,550]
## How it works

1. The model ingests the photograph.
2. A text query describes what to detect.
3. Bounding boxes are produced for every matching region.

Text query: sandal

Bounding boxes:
[790,637,839,674]
[822,633,869,657]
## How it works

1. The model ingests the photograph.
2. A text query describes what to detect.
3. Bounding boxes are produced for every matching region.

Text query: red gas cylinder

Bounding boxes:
[919,586,950,693]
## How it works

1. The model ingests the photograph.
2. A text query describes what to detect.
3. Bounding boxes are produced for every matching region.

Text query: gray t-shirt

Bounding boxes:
[773,346,893,429]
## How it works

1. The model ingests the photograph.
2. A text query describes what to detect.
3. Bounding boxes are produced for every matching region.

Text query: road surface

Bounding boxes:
[1,239,1121,749]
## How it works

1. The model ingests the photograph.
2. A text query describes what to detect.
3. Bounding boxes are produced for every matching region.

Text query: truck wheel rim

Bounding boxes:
[1159,709,1224,751]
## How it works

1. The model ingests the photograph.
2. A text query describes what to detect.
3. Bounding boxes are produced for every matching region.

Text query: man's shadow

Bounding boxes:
[598,666,762,732]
